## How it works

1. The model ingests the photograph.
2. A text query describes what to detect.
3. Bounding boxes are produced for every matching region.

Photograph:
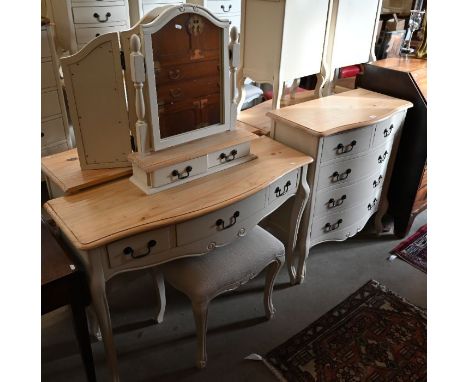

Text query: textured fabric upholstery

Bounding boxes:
[162,226,285,303]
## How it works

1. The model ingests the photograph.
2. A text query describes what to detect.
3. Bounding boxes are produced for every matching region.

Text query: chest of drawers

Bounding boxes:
[41,21,70,157]
[49,0,130,53]
[266,88,413,284]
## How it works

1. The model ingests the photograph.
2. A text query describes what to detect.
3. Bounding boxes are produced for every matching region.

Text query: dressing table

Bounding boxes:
[45,137,312,381]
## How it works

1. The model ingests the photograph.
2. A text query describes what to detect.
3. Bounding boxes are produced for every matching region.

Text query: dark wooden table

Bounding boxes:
[42,220,96,382]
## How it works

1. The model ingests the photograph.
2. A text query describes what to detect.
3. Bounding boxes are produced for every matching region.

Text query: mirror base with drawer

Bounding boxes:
[265,88,413,284]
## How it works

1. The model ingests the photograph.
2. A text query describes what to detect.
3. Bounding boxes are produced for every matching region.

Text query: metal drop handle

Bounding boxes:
[324,219,343,232]
[93,12,111,23]
[219,149,238,163]
[216,211,240,231]
[336,140,357,155]
[123,240,157,259]
[275,180,292,197]
[221,4,232,12]
[327,195,346,209]
[172,166,192,180]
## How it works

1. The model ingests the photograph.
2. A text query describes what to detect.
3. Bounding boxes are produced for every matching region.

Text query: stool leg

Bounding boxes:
[264,257,284,320]
[192,300,209,369]
[150,268,166,324]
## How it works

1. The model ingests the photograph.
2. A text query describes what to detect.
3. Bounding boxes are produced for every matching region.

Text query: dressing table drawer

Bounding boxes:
[151,156,207,188]
[176,189,266,246]
[268,169,299,205]
[320,126,373,163]
[313,170,382,218]
[72,5,128,24]
[207,142,250,168]
[106,227,174,269]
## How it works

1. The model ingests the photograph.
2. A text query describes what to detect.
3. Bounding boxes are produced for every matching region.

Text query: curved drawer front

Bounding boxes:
[314,170,383,218]
[320,125,373,163]
[316,141,393,191]
[372,111,405,148]
[268,169,299,205]
[206,0,241,15]
[106,226,174,269]
[176,189,267,246]
[310,194,381,241]
[208,141,251,168]
[151,155,207,188]
[72,5,128,24]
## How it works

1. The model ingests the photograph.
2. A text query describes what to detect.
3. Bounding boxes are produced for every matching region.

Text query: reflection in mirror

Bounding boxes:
[151,13,223,139]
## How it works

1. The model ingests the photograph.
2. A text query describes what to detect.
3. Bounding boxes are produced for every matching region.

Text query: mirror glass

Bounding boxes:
[151,13,223,139]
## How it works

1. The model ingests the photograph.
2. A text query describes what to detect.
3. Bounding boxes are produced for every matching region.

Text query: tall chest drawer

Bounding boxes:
[41,117,67,147]
[41,61,56,90]
[42,90,62,118]
[106,227,174,268]
[176,189,266,246]
[320,126,373,163]
[72,5,128,24]
[41,29,51,58]
[75,25,124,44]
[206,0,241,15]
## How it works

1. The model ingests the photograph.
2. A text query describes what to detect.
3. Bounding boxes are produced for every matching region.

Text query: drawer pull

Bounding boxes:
[324,219,343,233]
[221,4,232,12]
[327,195,346,209]
[367,198,378,211]
[95,33,101,37]
[331,169,352,183]
[172,166,193,180]
[169,88,183,99]
[275,180,292,197]
[93,12,111,23]
[216,211,240,231]
[41,132,45,138]
[168,69,181,80]
[336,140,356,155]
[219,149,238,163]
[123,240,157,259]
[373,175,383,188]
[378,151,389,164]
[383,125,394,137]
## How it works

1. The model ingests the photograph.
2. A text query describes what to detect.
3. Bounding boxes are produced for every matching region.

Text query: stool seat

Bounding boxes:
[162,225,285,368]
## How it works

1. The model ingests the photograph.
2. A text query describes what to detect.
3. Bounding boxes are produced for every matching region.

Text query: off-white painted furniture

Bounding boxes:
[48,0,131,54]
[128,0,185,25]
[44,137,312,381]
[236,0,330,110]
[41,20,71,157]
[187,0,241,30]
[162,225,284,368]
[266,88,413,284]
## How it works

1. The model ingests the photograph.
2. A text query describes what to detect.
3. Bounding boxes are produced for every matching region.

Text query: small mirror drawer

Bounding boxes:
[107,227,173,269]
[42,90,61,118]
[72,5,128,24]
[372,112,405,148]
[207,142,251,168]
[268,169,299,205]
[320,126,373,163]
[176,189,266,246]
[151,156,207,188]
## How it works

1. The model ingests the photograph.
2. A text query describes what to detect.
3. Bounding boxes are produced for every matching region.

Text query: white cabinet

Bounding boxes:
[41,22,70,157]
[265,88,413,283]
[49,0,130,53]
[128,0,185,25]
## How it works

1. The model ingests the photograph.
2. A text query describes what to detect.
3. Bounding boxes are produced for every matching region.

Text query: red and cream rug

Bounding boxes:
[263,280,426,381]
[391,224,427,273]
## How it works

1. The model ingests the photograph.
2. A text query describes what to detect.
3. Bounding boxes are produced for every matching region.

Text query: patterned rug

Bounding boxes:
[391,225,427,273]
[264,280,426,382]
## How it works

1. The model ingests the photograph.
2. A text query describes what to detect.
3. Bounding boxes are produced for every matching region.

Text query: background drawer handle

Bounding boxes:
[95,33,101,37]
[168,69,181,80]
[172,166,192,180]
[331,169,351,182]
[123,240,157,259]
[219,149,238,163]
[275,180,292,197]
[336,140,356,155]
[169,88,183,99]
[378,151,389,164]
[383,125,394,137]
[327,195,346,209]
[373,175,383,188]
[93,12,111,23]
[41,132,45,138]
[324,219,343,232]
[221,4,232,12]
[216,211,240,231]
[367,198,378,211]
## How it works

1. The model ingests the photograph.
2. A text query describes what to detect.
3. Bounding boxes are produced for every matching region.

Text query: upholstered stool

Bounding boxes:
[162,225,285,368]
